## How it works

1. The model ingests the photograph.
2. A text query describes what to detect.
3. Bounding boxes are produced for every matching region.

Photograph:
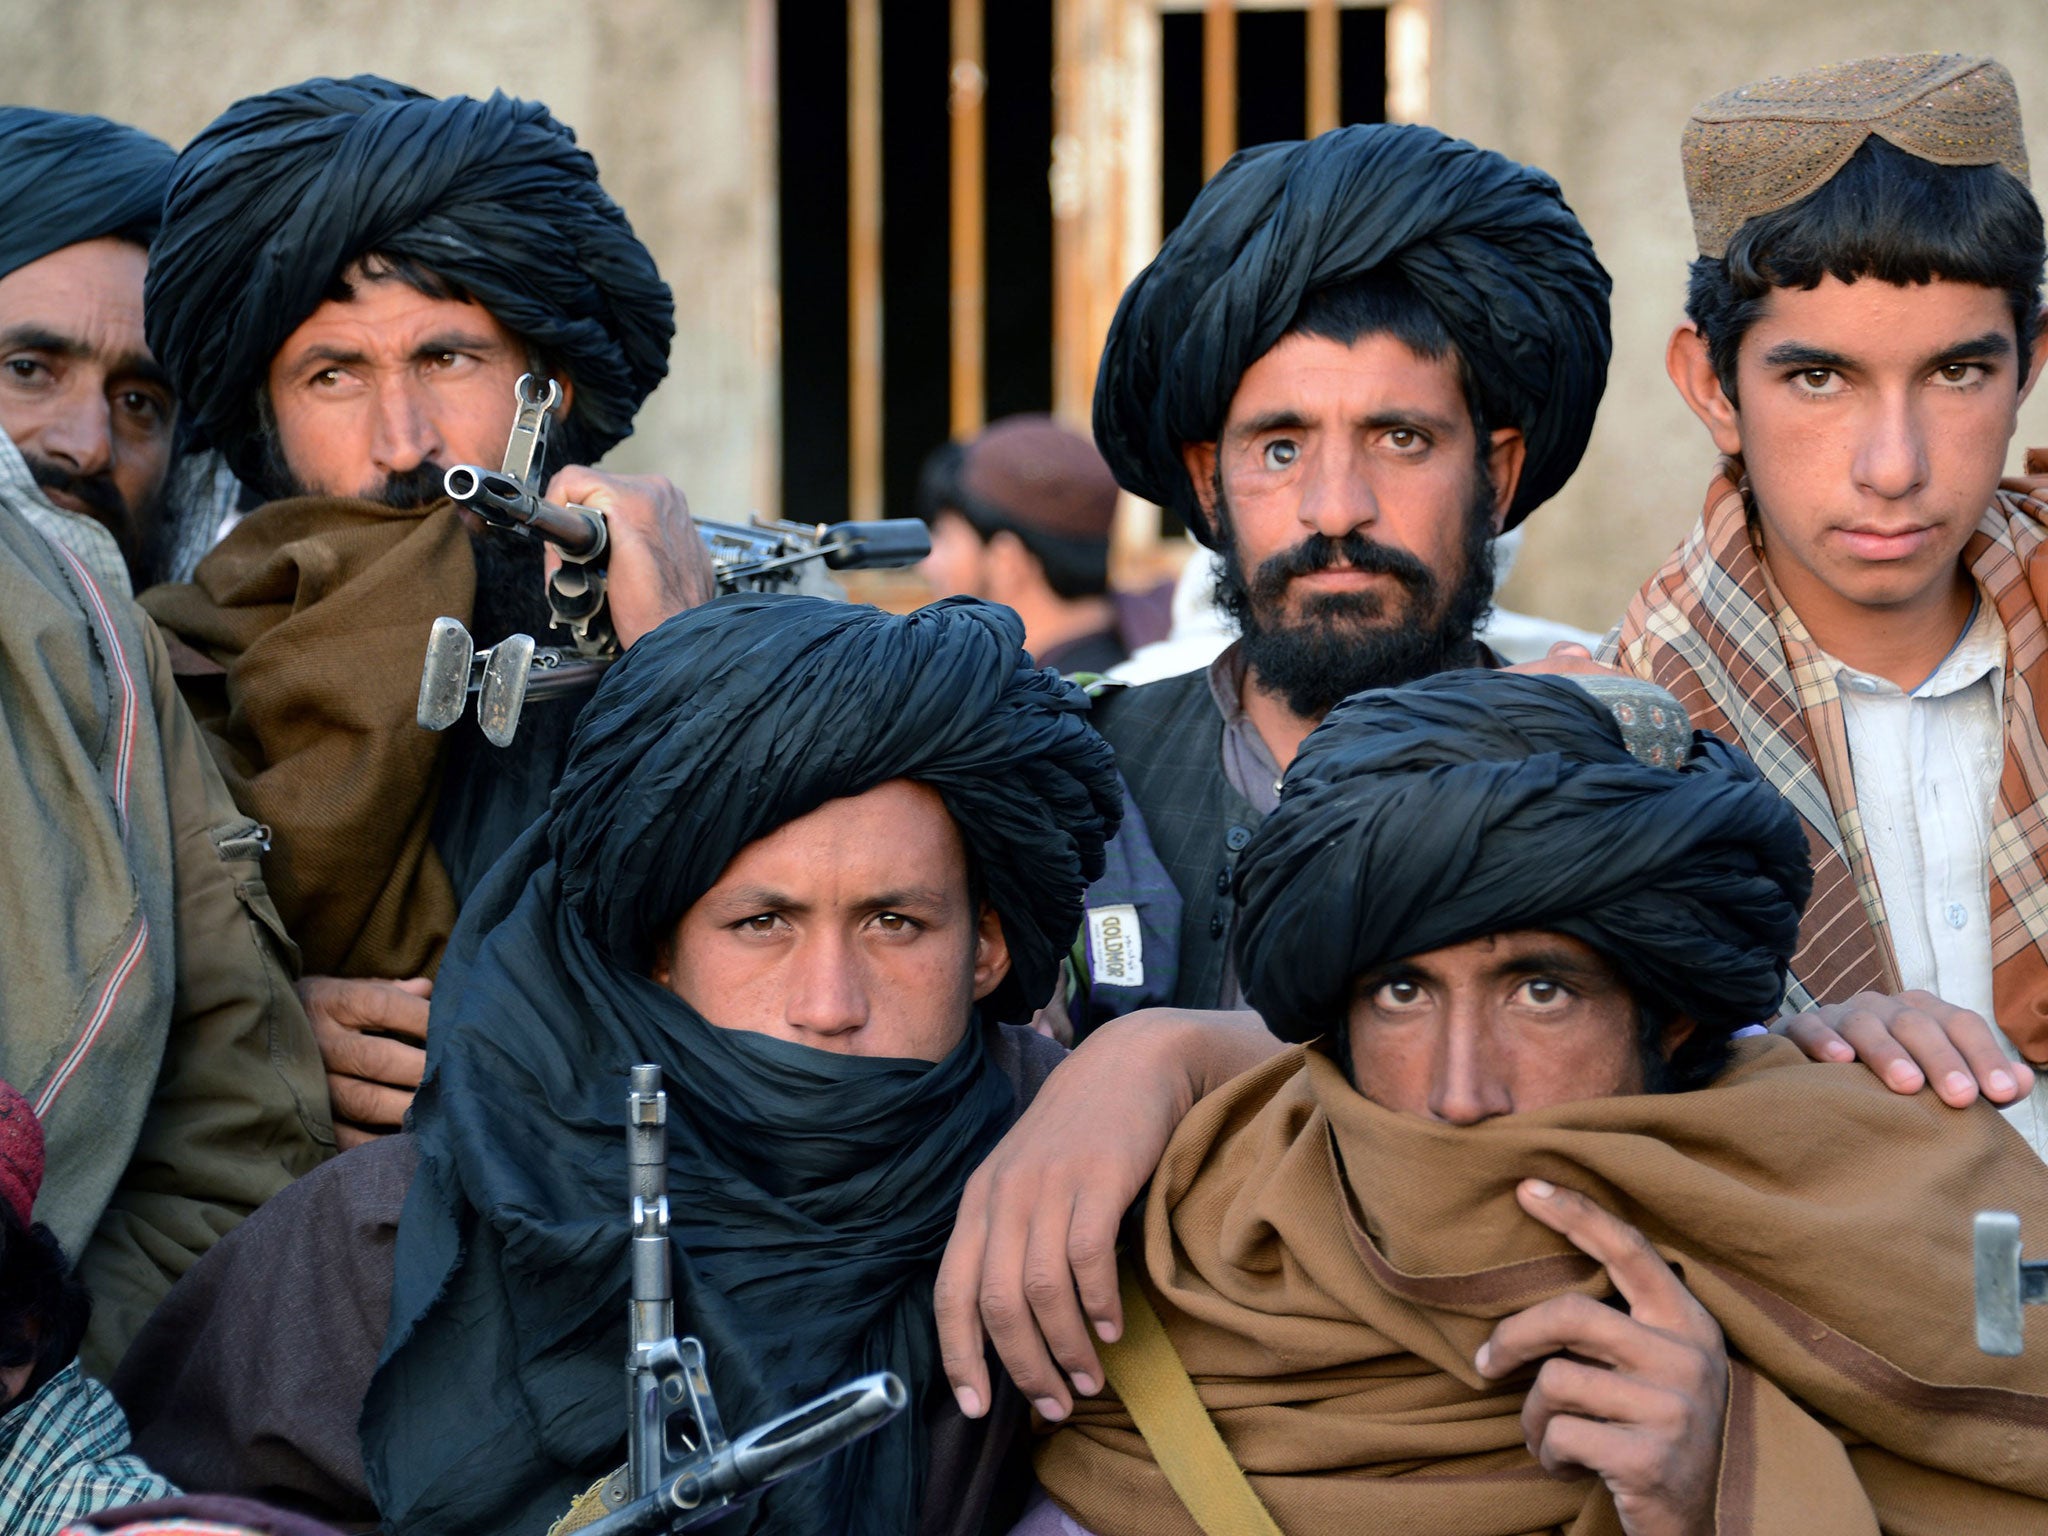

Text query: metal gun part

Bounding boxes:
[1974,1210,2048,1355]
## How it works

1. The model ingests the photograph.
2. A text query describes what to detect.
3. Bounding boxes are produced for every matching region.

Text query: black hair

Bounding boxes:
[1285,270,1494,450]
[913,440,1113,601]
[1686,136,2046,404]
[0,1203,89,1405]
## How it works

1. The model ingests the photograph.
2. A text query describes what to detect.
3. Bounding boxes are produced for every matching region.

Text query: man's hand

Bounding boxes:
[1778,989,2034,1107]
[935,1008,1281,1423]
[544,466,716,649]
[1478,1180,1727,1536]
[297,975,432,1149]
[1507,642,1624,679]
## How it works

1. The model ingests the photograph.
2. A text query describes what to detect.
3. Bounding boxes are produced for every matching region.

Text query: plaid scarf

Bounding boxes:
[1604,467,2048,1060]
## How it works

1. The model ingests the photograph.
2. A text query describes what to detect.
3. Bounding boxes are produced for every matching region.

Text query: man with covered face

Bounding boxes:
[113,595,1122,1536]
[134,76,716,1145]
[1025,670,2048,1534]
[1078,121,1612,1022]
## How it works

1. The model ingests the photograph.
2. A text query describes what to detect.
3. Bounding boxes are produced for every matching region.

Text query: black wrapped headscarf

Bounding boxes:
[361,595,1120,1536]
[144,75,672,483]
[0,108,173,282]
[1234,670,1811,1044]
[1094,123,1612,545]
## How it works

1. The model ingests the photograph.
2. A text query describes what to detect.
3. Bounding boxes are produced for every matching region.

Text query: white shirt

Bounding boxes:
[1824,597,2048,1158]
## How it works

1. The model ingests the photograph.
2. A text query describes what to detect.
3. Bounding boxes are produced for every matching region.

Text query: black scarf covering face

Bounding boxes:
[1232,670,1812,1045]
[361,594,1121,1536]
[0,108,173,282]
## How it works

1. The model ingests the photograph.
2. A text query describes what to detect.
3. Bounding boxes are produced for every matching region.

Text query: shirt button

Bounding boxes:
[1846,676,1880,694]
[1947,903,1969,930]
[1224,825,1253,851]
[1215,870,1232,894]
[1209,914,1225,939]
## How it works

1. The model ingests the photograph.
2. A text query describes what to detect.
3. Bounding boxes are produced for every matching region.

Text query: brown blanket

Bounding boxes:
[1037,1038,2048,1535]
[140,498,474,979]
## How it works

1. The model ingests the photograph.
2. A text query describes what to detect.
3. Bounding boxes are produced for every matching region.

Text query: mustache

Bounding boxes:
[369,462,451,510]
[26,456,129,521]
[1245,531,1437,608]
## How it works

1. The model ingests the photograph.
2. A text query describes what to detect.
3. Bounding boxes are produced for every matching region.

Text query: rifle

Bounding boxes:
[416,374,930,745]
[564,1065,906,1535]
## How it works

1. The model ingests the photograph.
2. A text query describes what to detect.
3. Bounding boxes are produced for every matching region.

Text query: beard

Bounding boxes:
[467,524,560,648]
[1214,469,1498,719]
[25,453,159,580]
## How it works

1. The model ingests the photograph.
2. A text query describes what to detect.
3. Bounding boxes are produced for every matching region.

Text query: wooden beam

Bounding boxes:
[1306,0,1339,137]
[1202,0,1235,179]
[848,0,883,520]
[948,0,986,438]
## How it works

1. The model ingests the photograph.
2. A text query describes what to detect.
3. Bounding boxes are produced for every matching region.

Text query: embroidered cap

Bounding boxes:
[1683,53,2030,258]
[0,1079,43,1229]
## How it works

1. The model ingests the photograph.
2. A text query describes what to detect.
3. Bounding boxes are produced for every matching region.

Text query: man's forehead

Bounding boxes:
[0,237,151,360]
[1739,273,2019,368]
[270,271,521,367]
[1223,328,1466,432]
[1373,929,1617,978]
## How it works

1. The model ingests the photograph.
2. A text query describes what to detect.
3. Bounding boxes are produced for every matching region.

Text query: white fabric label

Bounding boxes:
[1087,903,1144,988]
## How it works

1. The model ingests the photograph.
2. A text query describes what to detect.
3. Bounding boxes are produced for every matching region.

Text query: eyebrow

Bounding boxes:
[1228,405,1461,442]
[1760,331,2015,372]
[0,324,170,389]
[284,330,511,373]
[1491,947,1610,985]
[709,884,953,914]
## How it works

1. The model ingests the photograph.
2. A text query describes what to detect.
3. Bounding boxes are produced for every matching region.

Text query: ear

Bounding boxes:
[1180,441,1221,525]
[2019,306,2048,408]
[554,370,577,420]
[0,1359,30,1409]
[648,929,677,989]
[1483,427,1527,534]
[1659,1014,1699,1060]
[984,528,1041,595]
[1667,322,1744,458]
[969,901,1014,1003]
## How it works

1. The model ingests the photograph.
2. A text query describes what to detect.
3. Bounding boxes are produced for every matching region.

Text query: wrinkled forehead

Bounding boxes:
[0,237,155,370]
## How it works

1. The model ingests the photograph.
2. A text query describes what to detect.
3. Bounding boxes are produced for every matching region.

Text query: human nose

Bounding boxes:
[781,927,870,1042]
[1428,1007,1513,1126]
[39,386,114,477]
[368,375,445,476]
[1297,443,1380,541]
[1852,387,1930,502]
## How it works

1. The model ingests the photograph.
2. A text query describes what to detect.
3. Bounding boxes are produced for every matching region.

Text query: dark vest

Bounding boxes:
[1091,672,1264,1011]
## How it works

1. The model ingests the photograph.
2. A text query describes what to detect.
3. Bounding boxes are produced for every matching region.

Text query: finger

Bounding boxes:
[319,1030,426,1090]
[1827,1004,1929,1094]
[1068,1185,1127,1347]
[1532,1413,1648,1487]
[933,1175,994,1420]
[393,975,434,998]
[1020,1196,1107,1398]
[1872,1002,1980,1106]
[1928,1002,2031,1105]
[976,1178,1074,1421]
[343,984,432,1042]
[1512,1181,1709,1336]
[326,1073,414,1130]
[333,1121,380,1152]
[1479,1289,1684,1380]
[1549,642,1593,658]
[1521,1356,1678,1457]
[1780,1011,1856,1064]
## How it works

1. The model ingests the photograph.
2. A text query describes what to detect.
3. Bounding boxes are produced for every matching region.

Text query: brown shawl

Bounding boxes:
[140,498,474,979]
[1036,1039,2048,1535]
[1603,467,2048,1060]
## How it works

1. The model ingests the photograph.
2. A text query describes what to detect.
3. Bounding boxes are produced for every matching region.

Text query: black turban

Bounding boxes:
[1234,670,1811,1044]
[144,75,672,483]
[1094,123,1612,545]
[0,108,173,283]
[363,595,1120,1536]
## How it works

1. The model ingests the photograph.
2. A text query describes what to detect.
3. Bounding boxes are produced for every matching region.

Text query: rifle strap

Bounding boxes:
[1094,1264,1285,1536]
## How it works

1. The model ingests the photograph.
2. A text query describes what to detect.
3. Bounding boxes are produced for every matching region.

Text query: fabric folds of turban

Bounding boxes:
[0,108,174,283]
[1234,670,1812,1044]
[144,75,673,483]
[361,595,1121,1536]
[1094,122,1612,545]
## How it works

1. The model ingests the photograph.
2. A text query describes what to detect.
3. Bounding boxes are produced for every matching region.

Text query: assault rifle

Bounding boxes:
[416,374,930,745]
[565,1065,906,1535]
[1974,1210,2048,1355]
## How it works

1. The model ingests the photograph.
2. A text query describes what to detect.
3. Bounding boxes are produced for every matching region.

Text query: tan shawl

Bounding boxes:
[140,498,474,979]
[1037,1039,2048,1535]
[1603,468,2048,1059]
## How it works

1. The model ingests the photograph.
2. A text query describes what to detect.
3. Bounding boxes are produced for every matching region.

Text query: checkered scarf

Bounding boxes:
[1603,467,2048,1061]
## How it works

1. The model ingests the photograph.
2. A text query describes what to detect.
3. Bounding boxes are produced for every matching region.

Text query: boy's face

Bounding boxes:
[1678,275,2046,619]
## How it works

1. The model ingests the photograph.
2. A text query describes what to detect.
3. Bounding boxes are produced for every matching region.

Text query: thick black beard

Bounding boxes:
[1214,472,1498,719]
[25,452,161,583]
[467,526,560,649]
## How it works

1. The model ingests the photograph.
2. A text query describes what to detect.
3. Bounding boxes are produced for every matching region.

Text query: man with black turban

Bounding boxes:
[1074,122,1612,1030]
[0,106,332,1378]
[1024,669,2048,1535]
[132,75,717,1150]
[113,594,1123,1536]
[0,107,177,592]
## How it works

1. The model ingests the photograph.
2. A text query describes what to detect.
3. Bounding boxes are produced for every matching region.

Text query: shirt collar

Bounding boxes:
[1824,588,2006,702]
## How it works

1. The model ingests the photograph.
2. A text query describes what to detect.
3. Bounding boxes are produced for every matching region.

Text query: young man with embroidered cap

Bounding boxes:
[134,76,717,1146]
[1604,53,2048,1154]
[1024,670,2048,1536]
